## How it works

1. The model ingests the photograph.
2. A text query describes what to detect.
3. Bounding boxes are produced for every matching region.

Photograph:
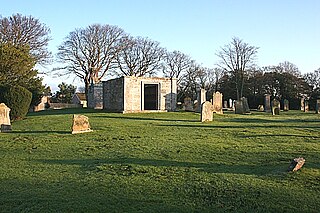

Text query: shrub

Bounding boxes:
[0,85,32,120]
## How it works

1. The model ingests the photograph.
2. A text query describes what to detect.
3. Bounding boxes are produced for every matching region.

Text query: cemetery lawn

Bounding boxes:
[0,109,320,212]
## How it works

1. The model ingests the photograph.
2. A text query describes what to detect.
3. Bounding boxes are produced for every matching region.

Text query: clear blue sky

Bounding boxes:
[1,0,320,91]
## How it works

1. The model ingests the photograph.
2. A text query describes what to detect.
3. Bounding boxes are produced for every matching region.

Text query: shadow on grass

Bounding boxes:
[35,157,287,176]
[94,115,199,123]
[157,124,320,129]
[226,117,320,124]
[27,108,103,117]
[10,130,71,135]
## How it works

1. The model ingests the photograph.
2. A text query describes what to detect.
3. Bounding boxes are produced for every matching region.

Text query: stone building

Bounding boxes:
[88,76,177,113]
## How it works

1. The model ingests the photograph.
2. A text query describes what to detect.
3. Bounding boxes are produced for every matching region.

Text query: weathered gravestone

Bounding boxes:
[235,99,244,114]
[257,105,264,112]
[283,99,289,111]
[271,99,280,115]
[316,99,320,114]
[223,101,228,109]
[0,103,12,132]
[235,97,249,114]
[212,91,223,114]
[288,157,305,172]
[242,97,250,113]
[201,101,213,122]
[300,97,305,111]
[304,100,309,112]
[183,97,194,111]
[264,95,271,112]
[72,114,93,134]
[196,89,207,112]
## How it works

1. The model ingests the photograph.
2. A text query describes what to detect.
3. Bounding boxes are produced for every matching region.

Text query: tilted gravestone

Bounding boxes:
[72,114,93,134]
[201,101,213,122]
[264,94,271,112]
[283,99,289,111]
[288,157,305,172]
[271,99,280,115]
[316,99,320,114]
[212,91,223,114]
[196,89,207,112]
[0,103,12,132]
[257,105,264,112]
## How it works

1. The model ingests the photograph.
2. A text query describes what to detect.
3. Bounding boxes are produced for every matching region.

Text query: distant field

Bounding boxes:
[0,109,319,212]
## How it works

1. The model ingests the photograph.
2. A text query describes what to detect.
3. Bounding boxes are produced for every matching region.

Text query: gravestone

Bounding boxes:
[264,95,271,112]
[283,99,289,111]
[235,99,244,114]
[183,97,194,111]
[201,101,213,122]
[300,97,305,111]
[304,100,309,112]
[271,99,280,115]
[316,99,320,114]
[0,103,12,132]
[196,89,207,112]
[257,105,264,112]
[288,157,305,172]
[212,91,223,114]
[72,114,93,134]
[242,97,250,113]
[229,99,233,109]
[223,101,228,109]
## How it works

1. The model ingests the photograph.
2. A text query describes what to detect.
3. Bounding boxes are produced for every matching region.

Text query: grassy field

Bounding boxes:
[0,109,319,212]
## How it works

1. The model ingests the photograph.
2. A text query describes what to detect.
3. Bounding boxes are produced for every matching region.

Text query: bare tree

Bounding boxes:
[56,24,125,98]
[0,13,51,64]
[162,50,191,85]
[115,36,165,77]
[216,37,258,100]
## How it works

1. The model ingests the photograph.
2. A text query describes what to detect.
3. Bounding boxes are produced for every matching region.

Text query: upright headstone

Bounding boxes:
[223,100,228,109]
[316,99,320,114]
[300,97,305,111]
[271,99,280,115]
[229,99,233,109]
[72,114,93,134]
[212,91,223,114]
[264,95,271,112]
[242,97,250,113]
[201,101,213,122]
[0,103,12,132]
[304,100,309,112]
[283,99,289,111]
[196,89,206,112]
[235,99,244,114]
[184,97,194,111]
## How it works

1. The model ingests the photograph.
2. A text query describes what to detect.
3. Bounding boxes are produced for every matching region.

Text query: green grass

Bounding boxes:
[0,109,319,212]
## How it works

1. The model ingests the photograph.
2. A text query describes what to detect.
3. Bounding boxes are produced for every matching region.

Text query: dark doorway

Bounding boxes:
[144,84,158,110]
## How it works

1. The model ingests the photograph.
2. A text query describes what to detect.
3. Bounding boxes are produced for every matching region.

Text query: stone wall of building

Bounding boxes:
[103,77,124,112]
[88,83,103,109]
